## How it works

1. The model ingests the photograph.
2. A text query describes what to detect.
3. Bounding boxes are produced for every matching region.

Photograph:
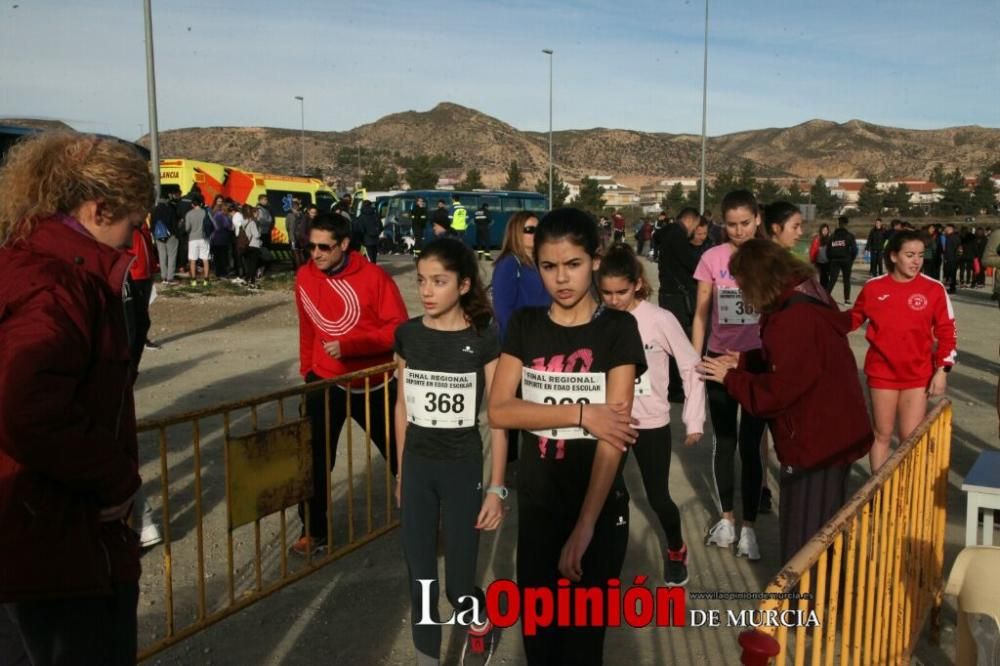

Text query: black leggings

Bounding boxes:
[706,377,767,522]
[299,376,397,539]
[825,260,853,301]
[631,425,683,550]
[401,449,484,660]
[518,484,629,665]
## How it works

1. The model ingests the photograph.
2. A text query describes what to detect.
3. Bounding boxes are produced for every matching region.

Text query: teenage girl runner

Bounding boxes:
[596,244,705,586]
[488,208,645,666]
[691,189,768,560]
[849,230,957,472]
[394,238,508,666]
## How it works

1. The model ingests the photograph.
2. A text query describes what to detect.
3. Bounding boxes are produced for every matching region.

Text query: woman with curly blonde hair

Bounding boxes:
[0,131,153,665]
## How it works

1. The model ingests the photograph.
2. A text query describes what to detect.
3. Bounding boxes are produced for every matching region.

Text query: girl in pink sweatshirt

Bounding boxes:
[597,244,706,586]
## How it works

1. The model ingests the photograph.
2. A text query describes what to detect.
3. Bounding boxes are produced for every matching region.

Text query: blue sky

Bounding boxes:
[2,0,998,141]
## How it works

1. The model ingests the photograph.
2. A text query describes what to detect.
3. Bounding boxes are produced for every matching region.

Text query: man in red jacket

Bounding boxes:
[293,212,408,556]
[0,132,153,665]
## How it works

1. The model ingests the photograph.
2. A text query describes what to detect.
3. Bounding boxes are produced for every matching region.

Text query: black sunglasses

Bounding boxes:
[307,242,336,252]
[523,226,537,234]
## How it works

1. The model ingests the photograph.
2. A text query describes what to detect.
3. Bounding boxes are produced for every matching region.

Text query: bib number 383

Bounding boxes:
[717,287,759,325]
[521,368,606,440]
[404,369,476,428]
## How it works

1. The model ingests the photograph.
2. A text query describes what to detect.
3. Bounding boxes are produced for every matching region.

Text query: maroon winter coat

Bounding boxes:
[0,216,141,601]
[723,279,873,470]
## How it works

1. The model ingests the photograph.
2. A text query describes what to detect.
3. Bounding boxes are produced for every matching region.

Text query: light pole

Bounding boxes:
[698,0,709,215]
[542,48,553,208]
[294,95,305,175]
[142,0,161,197]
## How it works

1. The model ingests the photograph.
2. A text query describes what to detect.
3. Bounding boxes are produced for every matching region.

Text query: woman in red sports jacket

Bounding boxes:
[850,230,957,472]
[699,240,873,564]
[0,132,154,664]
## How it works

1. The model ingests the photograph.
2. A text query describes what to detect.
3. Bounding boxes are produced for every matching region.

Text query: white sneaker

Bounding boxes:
[705,518,736,548]
[736,526,761,561]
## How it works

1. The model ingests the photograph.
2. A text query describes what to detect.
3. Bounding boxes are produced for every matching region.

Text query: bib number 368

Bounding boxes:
[404,369,476,428]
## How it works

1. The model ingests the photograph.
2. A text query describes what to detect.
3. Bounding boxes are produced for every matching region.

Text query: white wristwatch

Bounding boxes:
[485,485,509,501]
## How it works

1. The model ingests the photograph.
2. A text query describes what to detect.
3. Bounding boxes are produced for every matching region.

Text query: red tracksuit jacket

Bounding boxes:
[850,273,957,390]
[295,251,408,383]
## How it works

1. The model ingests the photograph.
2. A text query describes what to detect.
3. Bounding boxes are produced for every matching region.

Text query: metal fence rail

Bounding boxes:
[136,363,398,661]
[739,400,953,666]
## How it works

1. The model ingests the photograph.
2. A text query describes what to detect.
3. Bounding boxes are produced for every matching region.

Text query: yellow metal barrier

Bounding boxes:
[738,400,953,666]
[135,363,397,661]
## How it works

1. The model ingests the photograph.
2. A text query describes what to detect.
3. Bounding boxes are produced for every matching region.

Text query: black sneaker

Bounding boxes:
[665,543,689,587]
[144,340,162,351]
[759,486,773,514]
[461,621,499,665]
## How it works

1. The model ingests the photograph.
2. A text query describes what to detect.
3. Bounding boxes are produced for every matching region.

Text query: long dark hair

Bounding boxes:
[417,237,494,332]
[729,239,816,313]
[533,207,600,264]
[596,243,651,300]
[763,201,800,237]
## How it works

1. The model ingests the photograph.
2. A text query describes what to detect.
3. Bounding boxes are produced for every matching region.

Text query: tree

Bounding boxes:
[503,160,524,191]
[810,176,840,217]
[756,178,782,205]
[573,176,606,214]
[736,160,758,193]
[458,168,485,190]
[686,179,713,210]
[971,169,998,214]
[404,155,440,190]
[936,168,969,215]
[711,165,737,202]
[535,168,570,208]
[787,181,806,204]
[856,175,883,215]
[661,182,686,215]
[361,161,400,190]
[929,163,947,187]
[884,183,911,215]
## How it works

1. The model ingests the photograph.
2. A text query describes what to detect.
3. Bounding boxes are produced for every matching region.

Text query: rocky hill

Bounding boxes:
[10,104,1000,187]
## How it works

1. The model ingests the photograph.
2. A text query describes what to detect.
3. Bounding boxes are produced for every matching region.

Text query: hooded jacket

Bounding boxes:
[0,217,141,601]
[295,251,408,384]
[723,278,873,470]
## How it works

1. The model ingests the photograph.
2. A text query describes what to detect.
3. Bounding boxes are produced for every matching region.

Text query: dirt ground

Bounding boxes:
[135,253,999,665]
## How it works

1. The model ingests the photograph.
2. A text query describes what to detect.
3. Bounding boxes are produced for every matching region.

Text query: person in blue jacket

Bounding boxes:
[491,210,551,342]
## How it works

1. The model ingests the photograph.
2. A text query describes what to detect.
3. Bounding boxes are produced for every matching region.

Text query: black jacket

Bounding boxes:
[410,205,428,229]
[827,228,857,262]
[657,222,698,296]
[866,227,885,252]
[152,200,177,235]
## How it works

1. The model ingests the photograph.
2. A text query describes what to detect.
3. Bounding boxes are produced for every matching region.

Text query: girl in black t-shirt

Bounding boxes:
[488,208,645,666]
[394,238,507,665]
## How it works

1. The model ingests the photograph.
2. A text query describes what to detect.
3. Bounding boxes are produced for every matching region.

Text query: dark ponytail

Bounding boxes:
[596,243,651,300]
[417,237,494,333]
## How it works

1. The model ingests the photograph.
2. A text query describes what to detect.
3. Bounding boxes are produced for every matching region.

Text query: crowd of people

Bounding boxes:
[0,129,974,666]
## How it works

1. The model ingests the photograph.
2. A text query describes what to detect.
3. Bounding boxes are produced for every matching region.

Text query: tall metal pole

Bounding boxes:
[143,0,161,198]
[294,96,305,174]
[543,49,554,208]
[699,0,709,214]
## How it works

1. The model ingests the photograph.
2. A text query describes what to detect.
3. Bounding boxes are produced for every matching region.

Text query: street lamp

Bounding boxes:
[143,0,161,197]
[294,95,305,175]
[699,0,709,215]
[542,49,553,208]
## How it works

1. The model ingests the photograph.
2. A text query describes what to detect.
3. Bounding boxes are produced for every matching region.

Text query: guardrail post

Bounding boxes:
[738,630,780,665]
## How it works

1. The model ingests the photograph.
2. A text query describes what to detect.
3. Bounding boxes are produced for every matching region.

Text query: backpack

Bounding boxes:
[153,219,171,241]
[236,222,252,252]
[202,210,215,240]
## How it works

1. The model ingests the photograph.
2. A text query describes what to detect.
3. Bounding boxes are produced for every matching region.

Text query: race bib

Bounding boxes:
[717,287,759,325]
[404,369,476,428]
[634,371,652,397]
[521,368,606,440]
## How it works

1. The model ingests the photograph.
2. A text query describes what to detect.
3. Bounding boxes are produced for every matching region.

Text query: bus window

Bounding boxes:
[266,189,307,215]
[480,195,500,210]
[524,197,547,212]
[501,197,525,212]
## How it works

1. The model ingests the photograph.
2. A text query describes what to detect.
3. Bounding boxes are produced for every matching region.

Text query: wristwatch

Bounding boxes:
[485,485,509,501]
